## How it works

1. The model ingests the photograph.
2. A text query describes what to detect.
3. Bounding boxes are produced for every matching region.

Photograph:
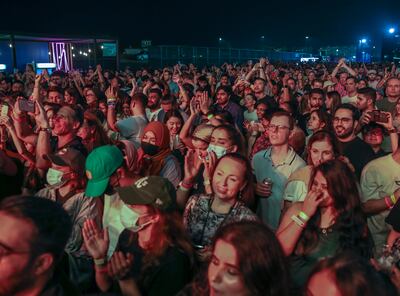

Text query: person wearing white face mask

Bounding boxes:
[82,176,195,296]
[35,147,102,291]
[207,124,244,159]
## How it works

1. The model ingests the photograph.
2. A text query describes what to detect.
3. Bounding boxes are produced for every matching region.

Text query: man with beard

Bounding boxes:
[0,195,76,295]
[146,88,163,122]
[333,103,375,179]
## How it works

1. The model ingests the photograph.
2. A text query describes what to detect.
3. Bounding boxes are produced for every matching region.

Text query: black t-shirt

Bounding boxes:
[50,136,88,157]
[338,137,375,179]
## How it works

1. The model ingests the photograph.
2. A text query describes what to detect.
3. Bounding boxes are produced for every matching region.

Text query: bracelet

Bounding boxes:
[384,196,393,209]
[207,114,214,120]
[298,211,310,222]
[390,194,397,205]
[291,215,305,228]
[94,257,106,266]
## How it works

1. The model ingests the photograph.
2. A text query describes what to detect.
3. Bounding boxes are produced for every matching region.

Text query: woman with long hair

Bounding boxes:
[180,221,290,296]
[83,176,195,296]
[77,110,111,153]
[282,131,340,213]
[178,152,257,260]
[325,91,341,114]
[140,121,182,187]
[277,159,372,289]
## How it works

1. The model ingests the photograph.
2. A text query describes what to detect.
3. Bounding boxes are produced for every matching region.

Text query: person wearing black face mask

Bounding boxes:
[140,121,182,187]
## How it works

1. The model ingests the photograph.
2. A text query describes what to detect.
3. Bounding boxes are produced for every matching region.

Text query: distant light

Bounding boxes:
[71,46,74,50]
[373,46,376,49]
[361,38,367,43]
[0,64,6,70]
[36,63,56,69]
[261,36,265,39]
[88,49,91,53]
[8,43,12,48]
[79,51,82,54]
[101,45,104,49]
[73,54,76,57]
[353,56,356,59]
[219,37,222,41]
[389,28,395,34]
[48,51,51,55]
[336,49,339,52]
[305,36,309,39]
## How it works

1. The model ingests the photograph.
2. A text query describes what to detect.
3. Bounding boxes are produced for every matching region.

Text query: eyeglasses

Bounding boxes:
[267,124,290,132]
[333,117,352,124]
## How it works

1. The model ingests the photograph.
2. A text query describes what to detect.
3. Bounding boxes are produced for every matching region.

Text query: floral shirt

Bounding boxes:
[183,194,257,248]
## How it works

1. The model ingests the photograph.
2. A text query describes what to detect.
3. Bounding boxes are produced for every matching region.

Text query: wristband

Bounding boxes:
[390,194,397,205]
[298,211,310,222]
[385,196,393,209]
[95,265,108,273]
[207,113,214,120]
[179,181,193,191]
[94,257,106,266]
[291,215,305,228]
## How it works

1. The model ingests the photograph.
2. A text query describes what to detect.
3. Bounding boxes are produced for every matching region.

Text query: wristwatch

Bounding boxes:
[38,127,52,133]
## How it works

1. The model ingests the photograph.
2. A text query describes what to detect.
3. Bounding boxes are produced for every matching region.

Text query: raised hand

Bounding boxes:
[34,101,50,129]
[108,251,134,280]
[202,150,217,183]
[301,189,325,217]
[82,219,109,260]
[184,149,203,183]
[199,91,210,114]
[0,116,12,128]
[189,97,200,116]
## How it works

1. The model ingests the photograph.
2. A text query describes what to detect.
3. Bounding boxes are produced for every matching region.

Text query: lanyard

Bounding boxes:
[196,197,238,247]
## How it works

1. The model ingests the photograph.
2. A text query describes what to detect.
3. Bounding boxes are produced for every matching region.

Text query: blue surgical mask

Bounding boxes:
[46,168,64,186]
[207,144,227,159]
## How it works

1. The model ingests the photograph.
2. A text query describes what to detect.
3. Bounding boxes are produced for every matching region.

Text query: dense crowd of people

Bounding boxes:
[0,57,400,295]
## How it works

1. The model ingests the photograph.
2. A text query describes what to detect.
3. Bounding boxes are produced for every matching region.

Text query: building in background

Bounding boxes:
[0,33,118,73]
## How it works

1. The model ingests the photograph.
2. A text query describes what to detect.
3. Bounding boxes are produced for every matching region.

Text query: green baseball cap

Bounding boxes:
[85,145,124,197]
[116,176,177,211]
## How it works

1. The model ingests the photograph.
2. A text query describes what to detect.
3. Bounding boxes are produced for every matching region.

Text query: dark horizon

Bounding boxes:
[3,0,400,49]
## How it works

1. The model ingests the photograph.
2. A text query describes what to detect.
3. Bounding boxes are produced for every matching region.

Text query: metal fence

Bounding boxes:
[147,45,312,67]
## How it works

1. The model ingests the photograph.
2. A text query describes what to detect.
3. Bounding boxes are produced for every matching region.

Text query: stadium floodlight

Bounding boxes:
[389,28,395,34]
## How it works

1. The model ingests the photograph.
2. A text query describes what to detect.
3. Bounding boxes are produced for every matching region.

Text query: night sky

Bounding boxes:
[3,0,400,49]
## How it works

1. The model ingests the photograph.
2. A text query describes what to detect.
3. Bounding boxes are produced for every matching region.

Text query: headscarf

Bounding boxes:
[141,121,171,176]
